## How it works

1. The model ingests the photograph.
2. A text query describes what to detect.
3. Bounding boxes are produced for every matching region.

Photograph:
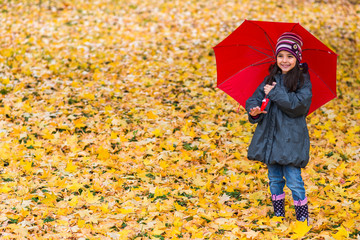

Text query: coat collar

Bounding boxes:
[275,73,284,85]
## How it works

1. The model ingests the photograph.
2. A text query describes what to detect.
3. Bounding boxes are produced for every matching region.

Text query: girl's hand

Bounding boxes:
[264,82,276,95]
[249,106,267,116]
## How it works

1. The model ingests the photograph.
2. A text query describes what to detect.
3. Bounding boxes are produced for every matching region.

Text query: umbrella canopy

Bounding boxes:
[213,19,338,115]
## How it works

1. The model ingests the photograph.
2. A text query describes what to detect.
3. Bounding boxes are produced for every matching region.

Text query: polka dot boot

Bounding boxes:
[272,193,285,217]
[294,197,309,224]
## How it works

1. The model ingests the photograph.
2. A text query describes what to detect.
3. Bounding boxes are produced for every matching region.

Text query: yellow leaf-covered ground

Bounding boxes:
[0,0,359,239]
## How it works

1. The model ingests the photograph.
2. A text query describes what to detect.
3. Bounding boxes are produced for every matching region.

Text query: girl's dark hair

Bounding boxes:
[265,62,308,92]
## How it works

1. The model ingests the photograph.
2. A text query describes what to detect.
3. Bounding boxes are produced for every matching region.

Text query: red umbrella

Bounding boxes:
[213,19,338,115]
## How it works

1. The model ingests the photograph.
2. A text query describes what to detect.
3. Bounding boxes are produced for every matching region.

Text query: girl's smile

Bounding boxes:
[277,50,297,74]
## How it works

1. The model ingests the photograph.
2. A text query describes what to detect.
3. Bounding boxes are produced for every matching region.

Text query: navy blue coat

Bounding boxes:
[245,72,312,168]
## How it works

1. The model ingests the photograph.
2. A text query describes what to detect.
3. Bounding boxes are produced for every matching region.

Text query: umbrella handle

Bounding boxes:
[260,96,269,111]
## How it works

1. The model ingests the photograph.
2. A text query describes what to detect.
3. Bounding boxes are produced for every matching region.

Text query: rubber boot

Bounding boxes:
[272,193,285,217]
[294,197,309,224]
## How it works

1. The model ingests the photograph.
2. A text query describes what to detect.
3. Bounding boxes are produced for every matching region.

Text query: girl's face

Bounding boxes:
[277,50,297,74]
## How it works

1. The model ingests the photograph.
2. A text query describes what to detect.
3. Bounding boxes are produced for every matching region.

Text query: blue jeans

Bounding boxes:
[267,164,306,201]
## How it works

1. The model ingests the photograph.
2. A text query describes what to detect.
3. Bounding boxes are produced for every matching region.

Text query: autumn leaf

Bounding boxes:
[291,220,312,239]
[146,111,158,120]
[65,161,77,173]
[97,146,110,160]
[42,192,57,207]
[332,225,350,239]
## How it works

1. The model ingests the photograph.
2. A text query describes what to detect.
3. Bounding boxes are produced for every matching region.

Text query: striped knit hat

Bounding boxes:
[275,32,303,62]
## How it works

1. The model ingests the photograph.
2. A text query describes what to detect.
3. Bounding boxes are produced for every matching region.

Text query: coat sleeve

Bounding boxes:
[267,73,312,118]
[245,80,266,124]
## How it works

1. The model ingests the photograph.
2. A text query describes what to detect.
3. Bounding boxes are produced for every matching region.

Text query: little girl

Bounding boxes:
[245,32,312,223]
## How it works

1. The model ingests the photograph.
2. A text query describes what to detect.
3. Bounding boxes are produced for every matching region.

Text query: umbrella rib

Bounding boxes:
[217,58,275,88]
[251,58,274,67]
[249,46,274,58]
[303,49,338,55]
[290,23,299,33]
[214,44,274,59]
[292,23,338,56]
[214,44,270,49]
[308,67,337,97]
[264,33,275,55]
[248,21,276,55]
